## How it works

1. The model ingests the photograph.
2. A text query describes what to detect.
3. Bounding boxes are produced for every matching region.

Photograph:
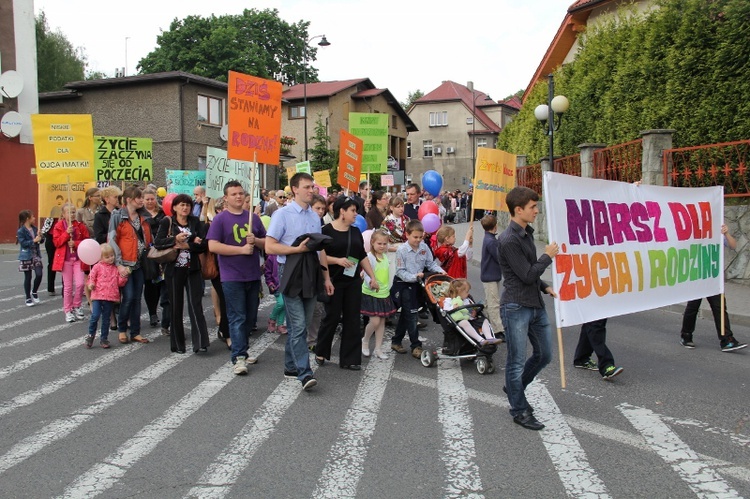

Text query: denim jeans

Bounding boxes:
[391,283,421,350]
[89,299,114,340]
[283,293,316,381]
[222,280,261,363]
[119,266,145,337]
[501,303,552,417]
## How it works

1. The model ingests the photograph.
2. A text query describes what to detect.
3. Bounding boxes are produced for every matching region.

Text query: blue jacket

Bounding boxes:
[480,230,502,282]
[17,225,41,261]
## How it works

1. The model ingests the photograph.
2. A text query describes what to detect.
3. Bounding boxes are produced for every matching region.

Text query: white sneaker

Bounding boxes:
[65,311,76,323]
[362,347,370,357]
[31,293,40,304]
[233,357,248,375]
[373,349,389,360]
[25,299,34,307]
[74,307,85,319]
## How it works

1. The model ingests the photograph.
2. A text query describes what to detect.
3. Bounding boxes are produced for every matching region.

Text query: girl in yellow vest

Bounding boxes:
[361,229,397,359]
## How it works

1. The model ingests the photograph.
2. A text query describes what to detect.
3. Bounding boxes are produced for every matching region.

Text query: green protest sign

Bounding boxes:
[296,161,311,174]
[94,136,153,182]
[165,169,206,195]
[349,113,388,173]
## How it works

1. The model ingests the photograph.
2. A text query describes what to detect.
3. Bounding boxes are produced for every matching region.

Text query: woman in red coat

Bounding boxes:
[52,203,90,323]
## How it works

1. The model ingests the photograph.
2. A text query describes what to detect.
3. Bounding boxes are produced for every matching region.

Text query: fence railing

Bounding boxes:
[593,139,643,182]
[663,139,750,197]
[553,153,582,177]
[516,163,542,195]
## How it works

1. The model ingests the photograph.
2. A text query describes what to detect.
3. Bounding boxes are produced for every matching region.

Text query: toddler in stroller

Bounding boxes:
[420,274,500,374]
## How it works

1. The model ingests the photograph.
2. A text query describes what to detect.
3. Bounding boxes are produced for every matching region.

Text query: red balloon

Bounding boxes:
[417,200,440,221]
[162,193,177,216]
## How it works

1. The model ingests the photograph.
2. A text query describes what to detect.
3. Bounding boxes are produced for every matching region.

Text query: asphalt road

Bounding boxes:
[0,252,748,498]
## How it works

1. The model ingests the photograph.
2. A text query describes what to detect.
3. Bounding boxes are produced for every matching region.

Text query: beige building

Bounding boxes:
[406,80,521,192]
[281,78,417,175]
[39,71,230,186]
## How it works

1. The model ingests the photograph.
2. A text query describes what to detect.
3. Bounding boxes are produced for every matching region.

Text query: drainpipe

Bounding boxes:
[179,78,189,169]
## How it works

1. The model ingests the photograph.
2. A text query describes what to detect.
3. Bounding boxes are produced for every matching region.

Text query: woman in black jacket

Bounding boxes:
[154,193,209,353]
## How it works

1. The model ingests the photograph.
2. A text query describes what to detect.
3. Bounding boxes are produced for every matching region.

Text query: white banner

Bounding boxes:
[205,146,259,205]
[544,172,724,328]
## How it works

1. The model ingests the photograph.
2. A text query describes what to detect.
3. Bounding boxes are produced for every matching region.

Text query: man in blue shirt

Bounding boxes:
[266,173,334,391]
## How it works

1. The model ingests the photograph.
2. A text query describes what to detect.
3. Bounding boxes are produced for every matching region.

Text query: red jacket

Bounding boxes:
[52,219,90,272]
[434,244,467,279]
[108,208,152,266]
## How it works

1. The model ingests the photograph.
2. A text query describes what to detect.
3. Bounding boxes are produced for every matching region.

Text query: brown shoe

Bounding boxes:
[411,346,423,359]
[391,343,407,354]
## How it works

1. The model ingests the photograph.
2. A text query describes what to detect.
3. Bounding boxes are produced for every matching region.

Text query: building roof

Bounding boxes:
[282,78,418,132]
[414,80,509,134]
[523,0,619,102]
[61,71,228,91]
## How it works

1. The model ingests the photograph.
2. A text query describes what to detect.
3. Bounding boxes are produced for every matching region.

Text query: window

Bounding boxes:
[290,105,306,119]
[476,137,488,149]
[392,115,397,129]
[197,95,222,125]
[429,111,448,127]
[198,156,207,171]
[407,141,411,159]
[423,140,433,158]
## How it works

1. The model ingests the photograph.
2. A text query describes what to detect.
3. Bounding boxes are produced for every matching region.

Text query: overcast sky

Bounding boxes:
[34,0,567,104]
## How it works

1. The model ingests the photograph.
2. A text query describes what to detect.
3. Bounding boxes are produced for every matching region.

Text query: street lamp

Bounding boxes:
[303,34,331,161]
[534,74,569,169]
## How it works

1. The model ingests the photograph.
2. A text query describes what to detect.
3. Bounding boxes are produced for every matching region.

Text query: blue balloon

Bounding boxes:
[353,214,367,233]
[422,170,443,197]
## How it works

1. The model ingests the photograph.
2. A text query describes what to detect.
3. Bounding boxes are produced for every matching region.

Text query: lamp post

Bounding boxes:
[302,34,331,161]
[534,74,569,169]
[468,81,476,174]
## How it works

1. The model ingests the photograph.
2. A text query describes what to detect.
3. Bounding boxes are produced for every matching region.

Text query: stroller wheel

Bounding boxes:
[476,357,488,375]
[420,349,436,368]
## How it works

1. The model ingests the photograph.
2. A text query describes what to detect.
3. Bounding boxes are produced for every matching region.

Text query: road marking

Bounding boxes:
[0,293,25,303]
[0,322,71,352]
[436,357,485,498]
[312,351,395,498]
[662,414,750,448]
[0,354,189,475]
[527,382,611,498]
[619,403,742,498]
[58,332,279,498]
[0,308,58,333]
[185,356,317,498]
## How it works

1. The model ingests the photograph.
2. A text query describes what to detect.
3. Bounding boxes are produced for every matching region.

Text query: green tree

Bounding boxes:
[36,11,86,92]
[309,114,339,188]
[138,9,317,84]
[401,90,424,110]
[499,0,750,163]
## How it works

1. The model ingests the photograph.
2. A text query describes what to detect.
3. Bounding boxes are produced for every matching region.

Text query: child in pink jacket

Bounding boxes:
[85,243,128,348]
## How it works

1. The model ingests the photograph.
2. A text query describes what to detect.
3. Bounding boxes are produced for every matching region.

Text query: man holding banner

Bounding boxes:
[498,186,558,431]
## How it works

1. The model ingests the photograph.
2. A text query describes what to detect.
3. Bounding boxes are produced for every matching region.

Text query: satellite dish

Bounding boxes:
[1,111,23,138]
[0,71,24,98]
[219,124,228,141]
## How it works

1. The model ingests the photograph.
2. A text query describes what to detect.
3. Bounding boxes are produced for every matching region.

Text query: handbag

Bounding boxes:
[147,217,179,264]
[199,249,218,280]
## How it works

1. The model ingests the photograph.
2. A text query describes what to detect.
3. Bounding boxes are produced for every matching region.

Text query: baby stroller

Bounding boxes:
[418,274,499,374]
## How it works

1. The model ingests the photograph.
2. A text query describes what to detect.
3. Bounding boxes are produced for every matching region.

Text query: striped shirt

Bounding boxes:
[497,220,552,308]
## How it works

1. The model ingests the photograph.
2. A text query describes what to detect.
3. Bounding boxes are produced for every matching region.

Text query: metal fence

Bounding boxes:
[516,163,542,195]
[593,139,643,182]
[553,153,582,177]
[663,139,750,197]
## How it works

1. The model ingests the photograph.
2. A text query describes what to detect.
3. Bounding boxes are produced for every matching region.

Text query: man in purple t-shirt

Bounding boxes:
[207,180,266,375]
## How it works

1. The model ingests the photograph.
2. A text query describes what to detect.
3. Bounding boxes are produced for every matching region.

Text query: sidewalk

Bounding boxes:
[450,221,750,329]
[5,229,750,329]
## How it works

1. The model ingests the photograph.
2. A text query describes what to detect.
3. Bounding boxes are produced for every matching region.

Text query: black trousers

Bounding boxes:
[167,268,209,353]
[144,279,162,316]
[315,278,363,366]
[573,318,614,374]
[44,235,57,293]
[681,294,732,341]
[211,276,229,339]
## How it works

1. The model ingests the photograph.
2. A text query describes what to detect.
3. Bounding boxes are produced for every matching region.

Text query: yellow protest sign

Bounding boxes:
[31,114,95,183]
[313,170,332,188]
[472,148,516,212]
[38,181,98,219]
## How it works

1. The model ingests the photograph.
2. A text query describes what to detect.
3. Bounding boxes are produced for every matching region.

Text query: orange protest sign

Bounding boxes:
[337,129,363,192]
[227,71,282,165]
[472,148,516,212]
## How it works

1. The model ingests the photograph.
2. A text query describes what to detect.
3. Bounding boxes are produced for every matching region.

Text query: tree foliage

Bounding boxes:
[138,9,318,84]
[401,90,424,110]
[36,12,86,92]
[499,0,750,163]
